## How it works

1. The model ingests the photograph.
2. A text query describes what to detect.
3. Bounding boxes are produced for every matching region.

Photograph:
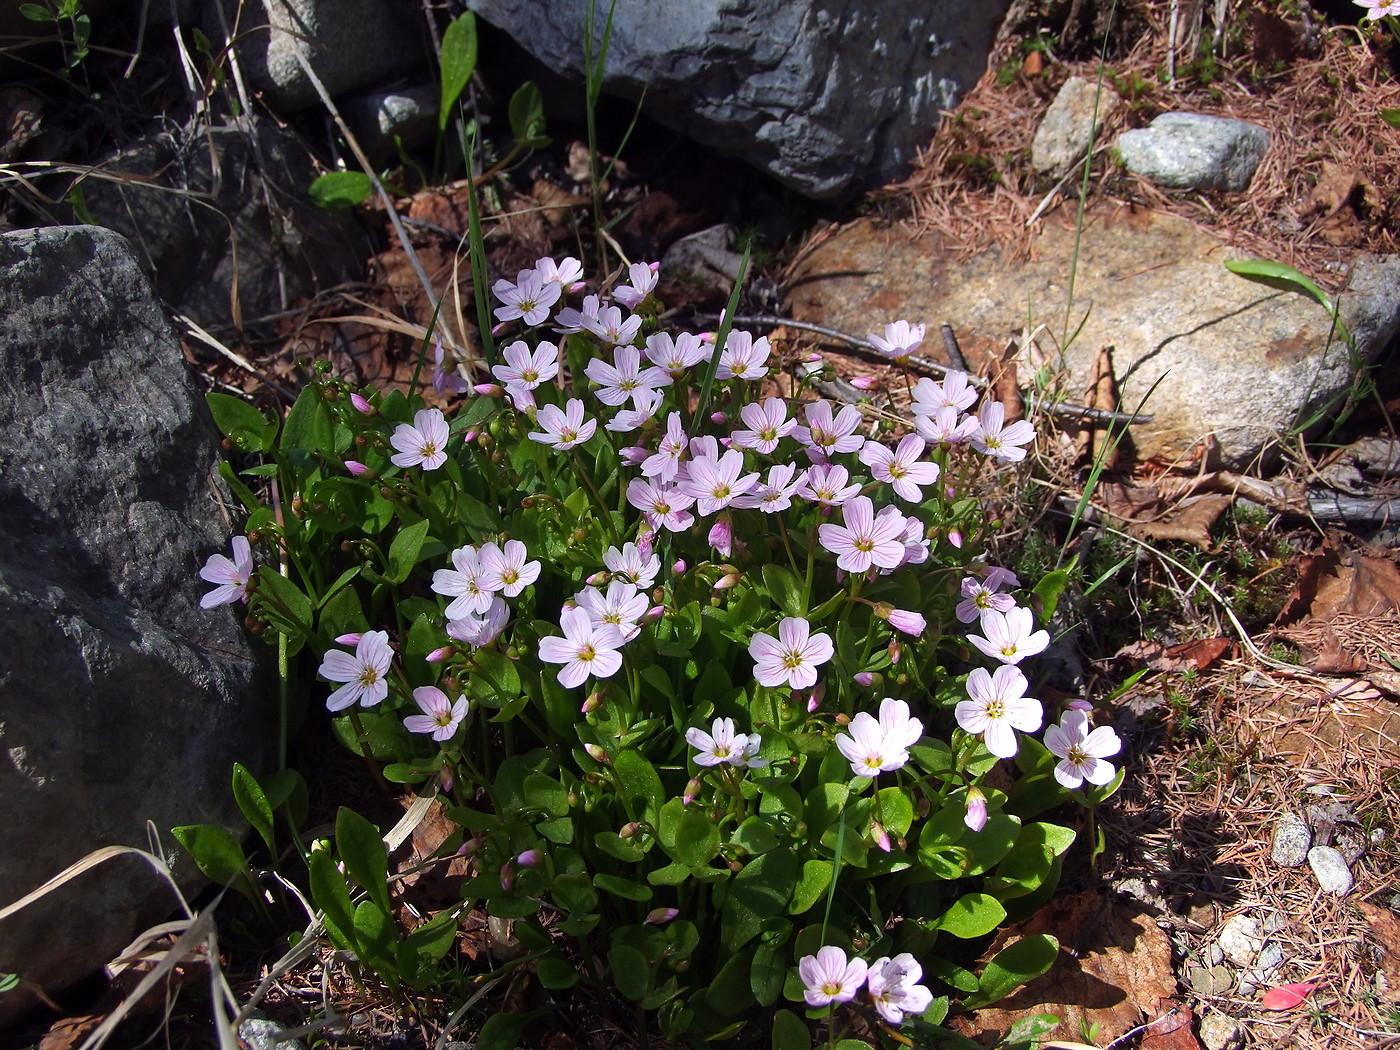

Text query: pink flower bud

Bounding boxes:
[350,393,374,415]
[636,530,655,559]
[500,860,515,891]
[644,907,680,925]
[870,820,891,853]
[474,383,505,397]
[886,608,927,638]
[334,632,362,646]
[639,605,665,626]
[584,743,608,764]
[805,684,826,714]
[516,850,541,867]
[425,646,455,663]
[849,376,878,392]
[853,672,875,688]
[586,571,609,587]
[491,321,511,336]
[964,787,988,832]
[708,517,734,558]
[463,428,481,443]
[804,351,823,363]
[345,460,370,476]
[713,572,740,591]
[887,638,902,665]
[1067,698,1094,712]
[683,776,702,805]
[948,530,963,549]
[671,558,687,574]
[619,822,640,839]
[619,445,649,466]
[582,692,604,714]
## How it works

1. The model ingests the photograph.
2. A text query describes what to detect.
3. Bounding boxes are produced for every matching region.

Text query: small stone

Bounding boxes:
[1203,941,1225,967]
[1188,963,1235,996]
[1217,913,1265,966]
[1198,1012,1243,1050]
[1335,826,1368,865]
[1270,812,1312,867]
[1262,911,1287,934]
[343,84,438,163]
[1308,846,1355,896]
[1252,942,1285,979]
[1117,112,1269,192]
[1031,76,1121,178]
[661,224,743,301]
[239,1015,307,1050]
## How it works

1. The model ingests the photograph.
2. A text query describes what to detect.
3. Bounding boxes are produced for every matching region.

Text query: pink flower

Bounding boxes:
[730,398,796,454]
[835,698,923,777]
[403,686,469,742]
[880,606,927,637]
[866,320,925,360]
[626,477,695,532]
[643,331,709,375]
[535,255,584,291]
[431,337,470,395]
[911,371,977,415]
[612,261,659,309]
[818,496,907,574]
[955,568,1019,624]
[553,293,603,335]
[585,346,671,407]
[390,408,450,470]
[799,463,861,506]
[956,665,1043,758]
[199,536,254,608]
[603,542,659,589]
[677,448,759,516]
[1045,710,1122,789]
[914,405,981,447]
[493,268,561,326]
[963,787,988,832]
[433,545,500,619]
[799,946,867,1007]
[968,607,1050,665]
[732,463,804,513]
[749,617,834,690]
[447,596,510,649]
[865,954,934,1024]
[479,539,540,597]
[1355,0,1400,19]
[320,630,394,711]
[795,400,865,460]
[528,399,597,450]
[685,716,766,768]
[641,412,688,483]
[715,330,769,380]
[971,401,1035,463]
[575,581,648,641]
[492,339,559,390]
[859,434,941,502]
[537,606,626,688]
[580,305,643,348]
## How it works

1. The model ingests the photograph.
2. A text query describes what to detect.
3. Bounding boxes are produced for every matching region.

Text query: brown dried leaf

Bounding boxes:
[1358,901,1400,1002]
[531,177,590,226]
[1277,539,1400,626]
[1304,161,1358,218]
[1113,638,1233,672]
[1075,345,1123,470]
[1139,1000,1202,1050]
[1126,494,1233,550]
[950,892,1178,1047]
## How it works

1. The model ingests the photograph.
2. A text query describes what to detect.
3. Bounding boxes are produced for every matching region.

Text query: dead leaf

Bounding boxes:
[1278,538,1400,627]
[1359,902,1400,1002]
[1023,49,1044,76]
[1114,638,1234,672]
[950,892,1178,1047]
[1261,982,1318,1011]
[1304,161,1358,219]
[1076,345,1124,470]
[531,177,590,226]
[1139,1000,1201,1050]
[1126,494,1232,551]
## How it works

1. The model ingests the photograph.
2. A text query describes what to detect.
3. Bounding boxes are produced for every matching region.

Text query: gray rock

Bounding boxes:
[1117,112,1269,192]
[240,1014,308,1050]
[786,209,1400,469]
[466,0,1012,199]
[1198,1012,1242,1050]
[1270,812,1312,867]
[0,226,273,1022]
[75,115,366,331]
[1217,913,1265,966]
[1203,941,1225,966]
[1032,76,1121,178]
[1188,963,1234,996]
[661,224,743,300]
[1249,941,1285,982]
[1308,845,1355,896]
[206,0,425,114]
[343,83,439,165]
[1335,826,1368,865]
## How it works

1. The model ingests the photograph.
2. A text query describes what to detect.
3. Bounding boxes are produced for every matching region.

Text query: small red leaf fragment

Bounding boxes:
[1261,982,1316,1010]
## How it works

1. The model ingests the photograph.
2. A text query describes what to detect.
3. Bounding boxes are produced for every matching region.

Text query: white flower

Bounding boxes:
[956,665,1043,758]
[493,268,561,326]
[320,630,393,711]
[390,408,450,470]
[492,340,559,390]
[603,542,659,589]
[612,261,658,309]
[971,401,1035,462]
[799,946,867,1007]
[446,596,510,649]
[403,686,469,742]
[685,717,766,768]
[730,397,796,454]
[911,371,977,415]
[867,320,926,360]
[433,544,499,619]
[528,399,597,450]
[968,606,1050,665]
[1045,710,1122,789]
[858,434,941,502]
[715,330,769,380]
[537,606,626,688]
[835,698,923,777]
[643,330,710,374]
[749,617,834,690]
[585,346,671,407]
[866,954,934,1024]
[575,581,648,641]
[817,496,906,574]
[199,535,254,608]
[478,539,540,597]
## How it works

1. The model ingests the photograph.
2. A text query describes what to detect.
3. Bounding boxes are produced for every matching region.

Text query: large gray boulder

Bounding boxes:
[0,226,273,1021]
[787,208,1400,469]
[467,0,1012,199]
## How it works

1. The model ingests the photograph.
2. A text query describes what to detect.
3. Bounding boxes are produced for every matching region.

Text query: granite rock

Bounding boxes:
[1117,112,1269,192]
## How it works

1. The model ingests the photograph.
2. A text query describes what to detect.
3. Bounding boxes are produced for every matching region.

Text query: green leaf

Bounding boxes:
[205,392,277,451]
[308,170,374,210]
[704,946,757,1016]
[929,892,1007,939]
[217,460,261,513]
[761,564,805,617]
[508,81,548,145]
[788,860,832,915]
[353,899,398,984]
[1383,108,1400,130]
[387,519,431,583]
[1003,1013,1061,1047]
[732,815,780,856]
[171,824,249,891]
[19,4,55,22]
[335,808,392,917]
[537,955,580,989]
[594,872,652,902]
[308,847,356,950]
[672,809,721,867]
[751,944,785,1007]
[771,1009,810,1050]
[985,822,1076,900]
[1224,258,1334,316]
[0,972,19,994]
[965,934,1059,1009]
[255,567,314,640]
[721,849,798,951]
[231,763,275,856]
[280,384,336,458]
[609,942,651,1001]
[475,1010,530,1050]
[1030,568,1069,624]
[438,12,478,132]
[613,749,664,822]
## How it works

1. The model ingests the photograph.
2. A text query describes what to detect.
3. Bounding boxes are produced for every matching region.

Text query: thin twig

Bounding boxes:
[177,314,297,403]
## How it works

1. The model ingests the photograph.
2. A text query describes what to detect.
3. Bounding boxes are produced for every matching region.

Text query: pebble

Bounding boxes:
[1188,963,1235,996]
[1308,845,1355,896]
[1217,913,1265,966]
[1203,941,1225,966]
[1199,1012,1243,1050]
[1335,826,1368,865]
[239,1015,307,1050]
[1270,812,1312,867]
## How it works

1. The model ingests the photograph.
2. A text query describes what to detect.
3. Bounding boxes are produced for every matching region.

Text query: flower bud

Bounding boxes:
[849,376,878,392]
[582,692,604,714]
[586,570,609,587]
[334,632,362,646]
[708,517,734,558]
[425,646,455,663]
[639,605,665,626]
[806,683,825,713]
[350,393,374,415]
[948,530,963,549]
[870,820,891,853]
[499,861,516,891]
[1067,698,1094,712]
[683,776,702,805]
[710,411,727,425]
[886,608,927,638]
[491,321,511,336]
[516,849,541,868]
[644,907,680,926]
[474,382,505,397]
[584,743,608,764]
[463,428,481,443]
[804,351,823,363]
[619,445,649,466]
[618,822,640,839]
[713,572,740,591]
[853,672,876,688]
[672,558,686,574]
[834,712,851,726]
[345,460,371,477]
[887,638,902,665]
[964,787,988,833]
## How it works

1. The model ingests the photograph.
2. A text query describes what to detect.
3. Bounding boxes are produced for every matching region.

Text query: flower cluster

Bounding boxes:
[799,945,933,1025]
